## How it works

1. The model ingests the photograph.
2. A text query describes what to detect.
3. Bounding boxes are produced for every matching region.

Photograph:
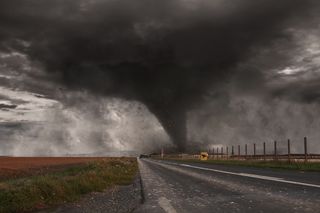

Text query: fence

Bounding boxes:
[206,137,320,162]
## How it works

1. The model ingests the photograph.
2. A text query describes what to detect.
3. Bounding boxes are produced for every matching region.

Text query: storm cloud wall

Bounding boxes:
[1,0,320,153]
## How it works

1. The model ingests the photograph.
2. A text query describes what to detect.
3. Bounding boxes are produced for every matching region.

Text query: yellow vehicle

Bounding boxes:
[200,152,208,161]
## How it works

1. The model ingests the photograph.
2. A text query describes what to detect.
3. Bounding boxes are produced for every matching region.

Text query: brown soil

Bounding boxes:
[0,157,120,180]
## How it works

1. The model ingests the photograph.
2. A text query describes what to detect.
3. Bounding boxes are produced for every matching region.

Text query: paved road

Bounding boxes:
[135,159,320,213]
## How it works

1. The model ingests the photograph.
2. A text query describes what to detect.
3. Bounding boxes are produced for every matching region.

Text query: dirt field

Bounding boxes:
[0,157,116,180]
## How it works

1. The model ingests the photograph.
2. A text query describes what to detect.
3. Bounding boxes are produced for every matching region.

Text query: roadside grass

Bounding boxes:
[0,158,138,213]
[162,158,320,172]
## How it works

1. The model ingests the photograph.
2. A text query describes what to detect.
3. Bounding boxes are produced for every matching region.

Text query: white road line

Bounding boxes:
[158,197,177,213]
[155,160,320,189]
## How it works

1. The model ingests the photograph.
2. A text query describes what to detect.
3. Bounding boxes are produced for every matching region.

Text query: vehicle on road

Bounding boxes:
[139,154,150,158]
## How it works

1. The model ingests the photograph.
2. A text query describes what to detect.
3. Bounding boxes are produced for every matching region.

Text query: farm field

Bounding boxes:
[0,157,115,179]
[0,157,138,213]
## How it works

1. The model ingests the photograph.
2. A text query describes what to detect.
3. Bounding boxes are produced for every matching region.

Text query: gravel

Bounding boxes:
[37,174,142,213]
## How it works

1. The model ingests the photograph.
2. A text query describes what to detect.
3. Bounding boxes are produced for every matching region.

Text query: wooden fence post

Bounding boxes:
[254,143,256,158]
[221,147,224,159]
[304,137,308,162]
[232,146,234,156]
[226,146,229,159]
[287,139,291,162]
[263,142,266,161]
[245,144,247,159]
[274,141,277,161]
[213,148,215,160]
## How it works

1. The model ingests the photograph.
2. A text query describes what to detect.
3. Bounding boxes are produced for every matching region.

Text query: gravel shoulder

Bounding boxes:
[37,174,143,213]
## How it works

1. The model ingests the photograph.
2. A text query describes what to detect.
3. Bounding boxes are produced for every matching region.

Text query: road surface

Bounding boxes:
[135,159,320,213]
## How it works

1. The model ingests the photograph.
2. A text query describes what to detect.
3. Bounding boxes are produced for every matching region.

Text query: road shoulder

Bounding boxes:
[37,174,143,213]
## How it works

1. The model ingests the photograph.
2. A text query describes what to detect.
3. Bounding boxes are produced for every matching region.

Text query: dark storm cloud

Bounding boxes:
[1,0,319,150]
[0,103,17,109]
[272,79,320,103]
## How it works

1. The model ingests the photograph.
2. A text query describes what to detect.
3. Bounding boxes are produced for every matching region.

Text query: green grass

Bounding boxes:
[162,158,320,172]
[0,158,138,213]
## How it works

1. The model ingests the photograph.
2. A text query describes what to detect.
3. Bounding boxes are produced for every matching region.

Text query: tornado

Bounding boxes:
[0,0,316,151]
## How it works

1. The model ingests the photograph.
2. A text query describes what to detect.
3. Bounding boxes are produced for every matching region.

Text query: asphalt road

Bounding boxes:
[135,159,320,213]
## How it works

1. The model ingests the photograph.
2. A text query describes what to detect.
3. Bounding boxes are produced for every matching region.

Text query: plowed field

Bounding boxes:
[0,157,114,179]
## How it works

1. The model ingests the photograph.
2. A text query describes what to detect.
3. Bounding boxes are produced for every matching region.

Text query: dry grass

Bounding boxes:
[161,158,320,172]
[0,157,138,213]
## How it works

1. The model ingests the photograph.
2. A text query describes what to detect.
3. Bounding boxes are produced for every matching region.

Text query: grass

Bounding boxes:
[162,158,320,172]
[0,158,138,213]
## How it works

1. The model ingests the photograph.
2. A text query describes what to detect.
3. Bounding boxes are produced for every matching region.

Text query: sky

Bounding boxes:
[1,0,320,156]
